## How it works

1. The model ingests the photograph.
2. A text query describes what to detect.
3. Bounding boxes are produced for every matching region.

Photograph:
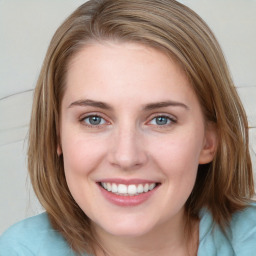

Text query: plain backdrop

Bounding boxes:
[0,0,256,234]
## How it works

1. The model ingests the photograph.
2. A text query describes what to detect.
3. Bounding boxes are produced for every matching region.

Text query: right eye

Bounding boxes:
[81,115,107,127]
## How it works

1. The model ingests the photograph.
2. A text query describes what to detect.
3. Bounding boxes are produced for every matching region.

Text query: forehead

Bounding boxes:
[62,41,197,108]
[67,41,186,80]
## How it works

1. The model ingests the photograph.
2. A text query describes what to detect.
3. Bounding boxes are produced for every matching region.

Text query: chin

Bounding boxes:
[94,217,156,238]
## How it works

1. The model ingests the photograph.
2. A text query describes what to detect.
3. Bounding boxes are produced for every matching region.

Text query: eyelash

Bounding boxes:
[79,113,177,128]
[80,114,109,128]
[147,114,177,127]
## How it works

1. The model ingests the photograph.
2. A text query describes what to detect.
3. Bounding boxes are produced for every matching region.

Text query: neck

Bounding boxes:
[91,209,199,256]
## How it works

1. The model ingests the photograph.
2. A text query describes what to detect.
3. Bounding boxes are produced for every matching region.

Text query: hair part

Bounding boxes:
[28,0,254,253]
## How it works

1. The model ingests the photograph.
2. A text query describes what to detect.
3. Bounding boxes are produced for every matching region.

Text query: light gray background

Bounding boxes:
[0,0,255,234]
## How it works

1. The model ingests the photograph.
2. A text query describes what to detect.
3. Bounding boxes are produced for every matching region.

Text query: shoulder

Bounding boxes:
[230,202,256,254]
[198,202,256,256]
[0,213,76,256]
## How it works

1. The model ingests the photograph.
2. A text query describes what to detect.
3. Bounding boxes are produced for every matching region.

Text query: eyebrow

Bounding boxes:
[68,99,113,110]
[143,101,189,111]
[68,99,189,111]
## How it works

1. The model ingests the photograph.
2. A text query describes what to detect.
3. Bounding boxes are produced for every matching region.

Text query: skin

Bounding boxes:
[58,42,217,256]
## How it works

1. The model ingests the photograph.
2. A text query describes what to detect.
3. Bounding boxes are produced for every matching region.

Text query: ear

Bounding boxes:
[57,143,62,156]
[56,127,62,156]
[199,123,218,164]
[56,120,62,156]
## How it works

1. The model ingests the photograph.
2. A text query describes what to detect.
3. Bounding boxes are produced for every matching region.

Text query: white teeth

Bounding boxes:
[137,184,144,193]
[149,183,155,190]
[112,183,118,193]
[144,184,149,192]
[100,182,157,196]
[127,185,137,195]
[118,184,127,194]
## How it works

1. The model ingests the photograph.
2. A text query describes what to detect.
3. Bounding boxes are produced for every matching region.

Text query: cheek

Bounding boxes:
[61,133,106,177]
[60,134,107,211]
[157,132,202,161]
[150,130,204,180]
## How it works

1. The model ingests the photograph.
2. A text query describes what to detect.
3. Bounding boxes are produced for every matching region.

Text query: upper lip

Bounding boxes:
[97,178,160,185]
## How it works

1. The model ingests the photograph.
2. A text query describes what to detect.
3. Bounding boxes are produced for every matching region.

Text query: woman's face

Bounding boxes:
[59,42,216,238]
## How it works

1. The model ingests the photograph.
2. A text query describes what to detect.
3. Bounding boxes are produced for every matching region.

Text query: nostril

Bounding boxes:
[109,149,148,170]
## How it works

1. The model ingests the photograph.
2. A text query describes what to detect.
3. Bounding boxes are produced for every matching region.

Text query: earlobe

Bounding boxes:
[199,123,218,164]
[57,144,62,156]
[56,123,62,156]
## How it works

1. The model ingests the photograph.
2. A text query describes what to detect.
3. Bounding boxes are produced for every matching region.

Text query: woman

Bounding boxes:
[0,0,255,255]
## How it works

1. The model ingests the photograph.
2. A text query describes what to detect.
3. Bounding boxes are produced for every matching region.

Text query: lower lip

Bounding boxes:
[98,184,159,207]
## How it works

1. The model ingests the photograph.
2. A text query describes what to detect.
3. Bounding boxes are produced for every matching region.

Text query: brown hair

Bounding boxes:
[28,0,254,254]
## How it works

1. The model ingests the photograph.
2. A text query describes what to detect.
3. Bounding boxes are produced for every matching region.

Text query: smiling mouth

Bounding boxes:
[99,182,160,196]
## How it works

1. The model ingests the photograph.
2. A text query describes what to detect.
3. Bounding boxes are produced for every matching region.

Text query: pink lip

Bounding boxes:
[97,182,160,207]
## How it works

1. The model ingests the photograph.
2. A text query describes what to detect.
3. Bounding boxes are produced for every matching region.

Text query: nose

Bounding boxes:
[108,125,148,170]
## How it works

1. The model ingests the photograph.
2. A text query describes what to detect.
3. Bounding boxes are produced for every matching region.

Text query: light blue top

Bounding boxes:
[1,203,256,255]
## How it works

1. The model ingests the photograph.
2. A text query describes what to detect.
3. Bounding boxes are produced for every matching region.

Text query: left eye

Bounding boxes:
[149,116,173,126]
[83,116,106,126]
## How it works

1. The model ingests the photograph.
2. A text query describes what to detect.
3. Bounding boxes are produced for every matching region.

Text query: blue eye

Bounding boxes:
[83,116,106,126]
[149,116,175,126]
